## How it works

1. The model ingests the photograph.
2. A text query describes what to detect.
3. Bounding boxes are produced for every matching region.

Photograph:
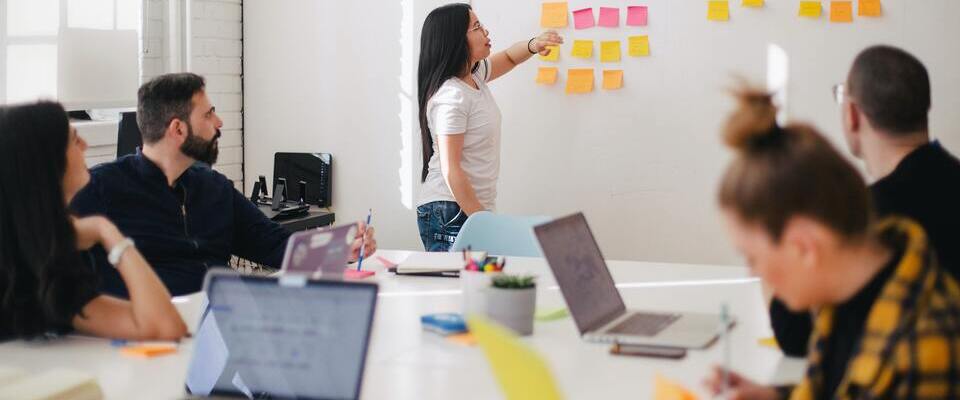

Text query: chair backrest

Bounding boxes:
[451,211,551,257]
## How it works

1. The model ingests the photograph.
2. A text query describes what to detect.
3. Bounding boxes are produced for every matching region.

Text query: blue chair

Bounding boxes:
[451,211,552,257]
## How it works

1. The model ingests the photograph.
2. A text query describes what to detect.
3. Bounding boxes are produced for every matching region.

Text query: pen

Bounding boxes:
[357,208,372,271]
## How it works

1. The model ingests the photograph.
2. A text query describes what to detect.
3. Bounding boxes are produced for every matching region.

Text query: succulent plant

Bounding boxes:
[491,274,536,289]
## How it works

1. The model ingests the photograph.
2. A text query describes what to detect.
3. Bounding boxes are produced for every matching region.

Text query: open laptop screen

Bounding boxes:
[534,213,626,334]
[186,273,377,399]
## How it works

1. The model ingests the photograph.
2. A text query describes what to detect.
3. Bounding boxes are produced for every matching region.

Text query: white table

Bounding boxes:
[0,250,806,399]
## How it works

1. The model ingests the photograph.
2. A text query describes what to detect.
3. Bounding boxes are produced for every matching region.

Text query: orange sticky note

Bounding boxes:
[447,332,477,346]
[858,0,881,16]
[121,344,177,358]
[600,41,621,62]
[830,1,853,22]
[654,375,698,400]
[628,35,650,57]
[539,45,560,62]
[707,1,730,21]
[571,39,593,59]
[602,70,623,90]
[743,0,764,7]
[799,1,822,18]
[565,68,594,94]
[536,67,558,85]
[541,2,569,28]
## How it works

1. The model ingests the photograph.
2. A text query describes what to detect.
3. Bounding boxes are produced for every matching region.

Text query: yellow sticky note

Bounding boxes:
[541,2,569,28]
[536,67,559,85]
[830,1,853,22]
[566,68,594,94]
[468,317,563,400]
[858,0,881,16]
[799,1,822,18]
[602,70,623,90]
[628,35,650,57]
[654,374,698,400]
[758,337,780,349]
[743,0,764,7]
[600,41,621,62]
[571,39,593,59]
[539,45,560,62]
[707,1,730,21]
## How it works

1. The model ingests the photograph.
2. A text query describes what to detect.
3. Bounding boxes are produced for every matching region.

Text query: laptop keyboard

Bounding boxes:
[606,312,682,336]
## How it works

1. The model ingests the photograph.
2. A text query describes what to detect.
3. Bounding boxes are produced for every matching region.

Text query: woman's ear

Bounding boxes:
[781,216,824,272]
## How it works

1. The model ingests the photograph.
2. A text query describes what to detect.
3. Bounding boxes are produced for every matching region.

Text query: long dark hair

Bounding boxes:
[0,102,96,337]
[417,3,476,182]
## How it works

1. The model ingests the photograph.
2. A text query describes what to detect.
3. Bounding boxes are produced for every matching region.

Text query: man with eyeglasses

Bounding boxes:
[769,45,960,358]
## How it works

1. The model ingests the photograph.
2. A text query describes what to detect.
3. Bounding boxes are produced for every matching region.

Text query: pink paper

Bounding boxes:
[626,5,648,26]
[573,8,595,29]
[598,7,620,27]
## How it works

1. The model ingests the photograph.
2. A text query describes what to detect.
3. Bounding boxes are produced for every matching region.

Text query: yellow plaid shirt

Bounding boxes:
[789,218,960,400]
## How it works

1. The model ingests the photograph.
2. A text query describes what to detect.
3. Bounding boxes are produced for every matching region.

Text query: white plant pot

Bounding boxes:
[461,270,501,316]
[485,286,536,336]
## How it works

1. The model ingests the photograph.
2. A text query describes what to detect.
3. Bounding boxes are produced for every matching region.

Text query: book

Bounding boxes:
[393,251,487,276]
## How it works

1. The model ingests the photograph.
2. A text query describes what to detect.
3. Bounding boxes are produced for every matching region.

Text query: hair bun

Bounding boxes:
[723,86,779,151]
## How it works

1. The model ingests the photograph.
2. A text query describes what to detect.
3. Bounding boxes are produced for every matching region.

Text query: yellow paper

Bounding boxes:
[628,35,650,57]
[758,337,779,348]
[566,68,594,94]
[539,45,560,62]
[799,1,822,18]
[742,0,764,7]
[541,2,569,28]
[468,317,563,400]
[536,67,559,85]
[707,1,730,21]
[858,0,881,16]
[654,374,698,400]
[571,40,593,59]
[830,1,853,22]
[600,41,621,62]
[602,70,623,90]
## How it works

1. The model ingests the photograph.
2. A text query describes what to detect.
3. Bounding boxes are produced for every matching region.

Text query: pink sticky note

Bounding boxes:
[598,7,620,27]
[573,8,595,29]
[626,5,648,26]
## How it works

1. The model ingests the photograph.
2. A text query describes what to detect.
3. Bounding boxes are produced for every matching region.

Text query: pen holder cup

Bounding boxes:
[461,270,501,316]
[484,286,536,336]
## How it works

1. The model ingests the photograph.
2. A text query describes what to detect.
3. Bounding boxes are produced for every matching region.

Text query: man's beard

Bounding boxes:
[180,124,221,165]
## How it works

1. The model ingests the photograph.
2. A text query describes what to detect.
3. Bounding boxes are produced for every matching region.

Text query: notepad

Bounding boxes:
[0,367,104,400]
[598,7,619,27]
[707,1,730,21]
[536,67,559,85]
[628,35,650,57]
[539,45,560,62]
[394,251,486,275]
[540,2,569,28]
[858,0,881,16]
[573,7,596,29]
[799,1,822,18]
[603,70,623,90]
[571,40,593,59]
[830,1,853,22]
[600,41,621,62]
[566,68,594,94]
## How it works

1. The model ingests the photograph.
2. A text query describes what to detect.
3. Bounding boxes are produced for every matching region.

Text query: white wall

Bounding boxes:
[243,0,960,265]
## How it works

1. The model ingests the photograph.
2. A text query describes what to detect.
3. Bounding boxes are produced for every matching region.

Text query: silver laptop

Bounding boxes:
[183,270,378,399]
[534,213,729,349]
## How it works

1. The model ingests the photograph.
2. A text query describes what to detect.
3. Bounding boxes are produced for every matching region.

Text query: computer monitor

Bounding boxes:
[116,111,142,158]
[274,152,332,207]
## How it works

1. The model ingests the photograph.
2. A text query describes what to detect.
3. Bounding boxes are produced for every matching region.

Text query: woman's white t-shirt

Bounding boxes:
[418,59,503,211]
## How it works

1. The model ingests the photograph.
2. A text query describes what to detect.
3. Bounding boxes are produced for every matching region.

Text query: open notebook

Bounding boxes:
[0,366,103,400]
[392,251,487,277]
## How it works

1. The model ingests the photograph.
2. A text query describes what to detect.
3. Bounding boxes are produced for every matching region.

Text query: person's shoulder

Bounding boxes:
[88,154,137,180]
[430,80,470,106]
[187,163,235,189]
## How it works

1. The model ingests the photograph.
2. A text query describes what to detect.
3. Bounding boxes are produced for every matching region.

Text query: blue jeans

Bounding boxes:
[417,201,468,252]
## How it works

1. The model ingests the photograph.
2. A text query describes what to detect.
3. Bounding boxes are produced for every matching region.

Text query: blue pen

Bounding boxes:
[357,208,372,271]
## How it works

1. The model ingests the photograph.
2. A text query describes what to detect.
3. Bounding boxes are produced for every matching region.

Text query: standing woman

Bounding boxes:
[416,3,562,251]
[0,102,187,341]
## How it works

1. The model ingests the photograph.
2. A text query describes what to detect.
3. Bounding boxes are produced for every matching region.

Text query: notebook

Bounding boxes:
[392,251,486,277]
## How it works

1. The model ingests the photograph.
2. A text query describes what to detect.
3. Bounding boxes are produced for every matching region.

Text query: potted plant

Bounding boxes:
[484,275,537,336]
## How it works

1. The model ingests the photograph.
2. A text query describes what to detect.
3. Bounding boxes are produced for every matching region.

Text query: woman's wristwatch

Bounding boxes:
[108,238,136,267]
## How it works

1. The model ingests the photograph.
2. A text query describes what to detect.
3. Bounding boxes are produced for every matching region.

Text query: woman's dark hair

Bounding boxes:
[0,102,97,338]
[417,3,477,182]
[718,87,872,243]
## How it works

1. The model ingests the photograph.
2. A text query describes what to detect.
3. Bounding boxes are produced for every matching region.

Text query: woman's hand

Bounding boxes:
[702,366,780,400]
[531,30,564,56]
[73,216,122,250]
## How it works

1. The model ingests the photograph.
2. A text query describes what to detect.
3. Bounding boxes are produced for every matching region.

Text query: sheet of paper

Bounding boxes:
[469,317,563,400]
[571,39,593,59]
[626,5,648,26]
[541,2,569,28]
[566,68,594,94]
[628,35,650,57]
[600,40,621,62]
[799,1,823,18]
[573,7,595,29]
[598,7,620,27]
[707,1,730,21]
[858,0,881,16]
[603,70,623,90]
[742,0,764,7]
[830,1,853,22]
[536,67,559,85]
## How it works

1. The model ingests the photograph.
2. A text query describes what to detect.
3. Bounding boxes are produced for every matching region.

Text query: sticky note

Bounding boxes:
[830,1,853,22]
[535,307,569,322]
[743,0,764,7]
[628,35,650,57]
[707,1,730,21]
[758,337,780,348]
[602,70,623,90]
[653,374,698,400]
[598,7,620,27]
[573,7,595,29]
[571,40,593,59]
[536,67,559,85]
[540,2,569,28]
[121,344,178,358]
[539,45,560,61]
[566,68,594,94]
[447,332,477,346]
[600,41,621,62]
[799,1,822,18]
[469,317,562,400]
[858,0,881,16]
[626,6,648,26]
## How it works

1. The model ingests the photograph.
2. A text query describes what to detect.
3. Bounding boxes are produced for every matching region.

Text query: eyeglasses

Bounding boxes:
[469,21,487,34]
[832,83,846,105]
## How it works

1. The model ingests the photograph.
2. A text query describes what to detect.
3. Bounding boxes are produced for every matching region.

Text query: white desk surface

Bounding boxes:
[0,250,806,399]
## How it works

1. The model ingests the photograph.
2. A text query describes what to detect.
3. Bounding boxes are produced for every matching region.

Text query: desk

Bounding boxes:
[0,250,806,399]
[266,206,335,232]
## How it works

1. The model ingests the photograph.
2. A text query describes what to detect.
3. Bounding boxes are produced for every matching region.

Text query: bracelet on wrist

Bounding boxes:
[527,37,537,54]
[108,238,135,267]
